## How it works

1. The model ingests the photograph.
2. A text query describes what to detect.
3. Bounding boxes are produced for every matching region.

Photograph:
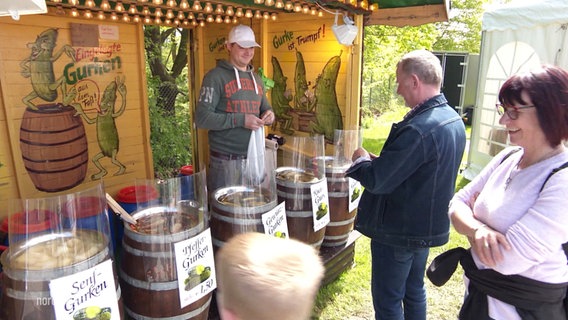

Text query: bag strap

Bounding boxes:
[499,147,522,165]
[539,161,568,193]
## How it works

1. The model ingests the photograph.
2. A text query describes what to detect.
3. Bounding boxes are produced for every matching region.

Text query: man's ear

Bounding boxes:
[411,74,419,88]
[219,306,239,320]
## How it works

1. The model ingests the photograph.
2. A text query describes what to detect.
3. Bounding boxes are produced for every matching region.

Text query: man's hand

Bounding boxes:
[244,114,265,130]
[260,110,275,125]
[351,147,371,162]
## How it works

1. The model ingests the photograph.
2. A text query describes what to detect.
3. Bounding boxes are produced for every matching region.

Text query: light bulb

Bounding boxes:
[193,0,202,11]
[128,4,138,14]
[204,2,213,13]
[215,4,224,14]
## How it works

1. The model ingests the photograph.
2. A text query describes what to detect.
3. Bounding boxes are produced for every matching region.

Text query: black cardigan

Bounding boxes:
[427,247,568,320]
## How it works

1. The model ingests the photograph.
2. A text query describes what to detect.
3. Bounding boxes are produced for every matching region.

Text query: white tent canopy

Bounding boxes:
[463,0,568,179]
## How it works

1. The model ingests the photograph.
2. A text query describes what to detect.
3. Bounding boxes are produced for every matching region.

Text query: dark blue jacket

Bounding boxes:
[346,94,466,248]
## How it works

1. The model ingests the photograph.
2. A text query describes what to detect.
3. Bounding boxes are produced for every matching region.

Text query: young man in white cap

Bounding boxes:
[195,24,274,193]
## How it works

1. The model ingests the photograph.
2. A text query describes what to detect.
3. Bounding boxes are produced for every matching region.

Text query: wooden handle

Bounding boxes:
[105,193,137,225]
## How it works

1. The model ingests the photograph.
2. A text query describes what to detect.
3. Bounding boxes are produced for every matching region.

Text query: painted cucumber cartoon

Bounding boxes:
[310,52,343,143]
[20,28,77,109]
[271,56,294,134]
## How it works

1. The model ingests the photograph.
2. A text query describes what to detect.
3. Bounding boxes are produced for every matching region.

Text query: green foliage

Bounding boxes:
[145,26,193,179]
[147,74,192,179]
[361,0,488,119]
[433,0,493,53]
[361,24,439,118]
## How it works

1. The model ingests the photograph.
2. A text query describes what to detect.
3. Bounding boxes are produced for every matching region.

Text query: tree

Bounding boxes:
[362,24,438,119]
[144,25,189,116]
[433,0,493,53]
[361,0,490,120]
[144,26,193,178]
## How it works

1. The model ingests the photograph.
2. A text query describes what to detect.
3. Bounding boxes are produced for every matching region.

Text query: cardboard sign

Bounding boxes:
[348,177,362,212]
[262,201,289,239]
[174,228,217,308]
[49,259,120,320]
[311,178,330,231]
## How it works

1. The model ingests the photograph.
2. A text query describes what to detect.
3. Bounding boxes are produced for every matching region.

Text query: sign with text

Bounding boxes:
[311,178,330,231]
[174,228,216,308]
[262,201,289,239]
[49,259,120,320]
[348,177,362,212]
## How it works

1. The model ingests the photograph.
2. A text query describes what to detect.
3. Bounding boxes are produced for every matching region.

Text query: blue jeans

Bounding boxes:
[371,240,429,320]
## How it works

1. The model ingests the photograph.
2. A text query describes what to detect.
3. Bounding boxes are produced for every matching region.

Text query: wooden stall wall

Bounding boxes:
[0,15,154,218]
[266,13,359,144]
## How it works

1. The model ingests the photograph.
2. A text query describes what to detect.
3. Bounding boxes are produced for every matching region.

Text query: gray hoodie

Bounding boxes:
[195,60,272,155]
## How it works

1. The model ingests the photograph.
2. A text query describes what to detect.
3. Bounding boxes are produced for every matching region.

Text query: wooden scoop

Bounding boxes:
[105,193,137,225]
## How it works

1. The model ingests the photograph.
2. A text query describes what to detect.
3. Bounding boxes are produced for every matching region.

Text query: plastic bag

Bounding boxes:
[244,126,265,185]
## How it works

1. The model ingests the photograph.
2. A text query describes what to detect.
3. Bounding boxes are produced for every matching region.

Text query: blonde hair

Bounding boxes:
[215,232,324,320]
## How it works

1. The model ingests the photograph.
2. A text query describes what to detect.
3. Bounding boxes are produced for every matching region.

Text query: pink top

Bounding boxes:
[451,147,568,319]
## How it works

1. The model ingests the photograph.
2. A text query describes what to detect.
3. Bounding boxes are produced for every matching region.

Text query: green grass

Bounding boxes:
[313,108,472,319]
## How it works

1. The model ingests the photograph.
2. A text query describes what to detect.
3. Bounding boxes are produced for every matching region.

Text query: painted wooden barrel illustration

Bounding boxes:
[19,104,88,192]
[120,203,211,320]
[0,230,122,320]
[210,186,277,249]
[322,158,356,247]
[276,167,326,249]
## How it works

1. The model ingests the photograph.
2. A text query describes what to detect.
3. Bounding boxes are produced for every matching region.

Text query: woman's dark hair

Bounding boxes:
[498,64,568,146]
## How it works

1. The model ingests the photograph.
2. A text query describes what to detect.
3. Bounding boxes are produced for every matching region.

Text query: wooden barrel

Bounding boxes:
[0,230,122,320]
[276,167,326,249]
[19,104,88,192]
[210,186,277,249]
[120,203,211,320]
[322,161,356,247]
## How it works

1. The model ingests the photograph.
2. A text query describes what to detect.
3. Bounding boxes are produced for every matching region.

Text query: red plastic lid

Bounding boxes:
[63,196,106,218]
[180,165,194,176]
[1,217,7,233]
[6,210,57,234]
[117,185,159,204]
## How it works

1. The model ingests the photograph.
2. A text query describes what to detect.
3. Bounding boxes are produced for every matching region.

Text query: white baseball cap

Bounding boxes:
[227,25,260,48]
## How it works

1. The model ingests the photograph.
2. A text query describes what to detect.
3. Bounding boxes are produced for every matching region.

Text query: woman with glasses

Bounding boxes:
[447,65,568,319]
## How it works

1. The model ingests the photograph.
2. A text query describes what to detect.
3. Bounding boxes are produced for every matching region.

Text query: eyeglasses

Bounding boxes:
[495,103,535,120]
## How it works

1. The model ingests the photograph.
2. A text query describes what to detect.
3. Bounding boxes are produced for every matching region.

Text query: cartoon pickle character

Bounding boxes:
[270,56,294,134]
[20,28,77,110]
[310,52,344,143]
[72,76,127,180]
[294,50,315,112]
